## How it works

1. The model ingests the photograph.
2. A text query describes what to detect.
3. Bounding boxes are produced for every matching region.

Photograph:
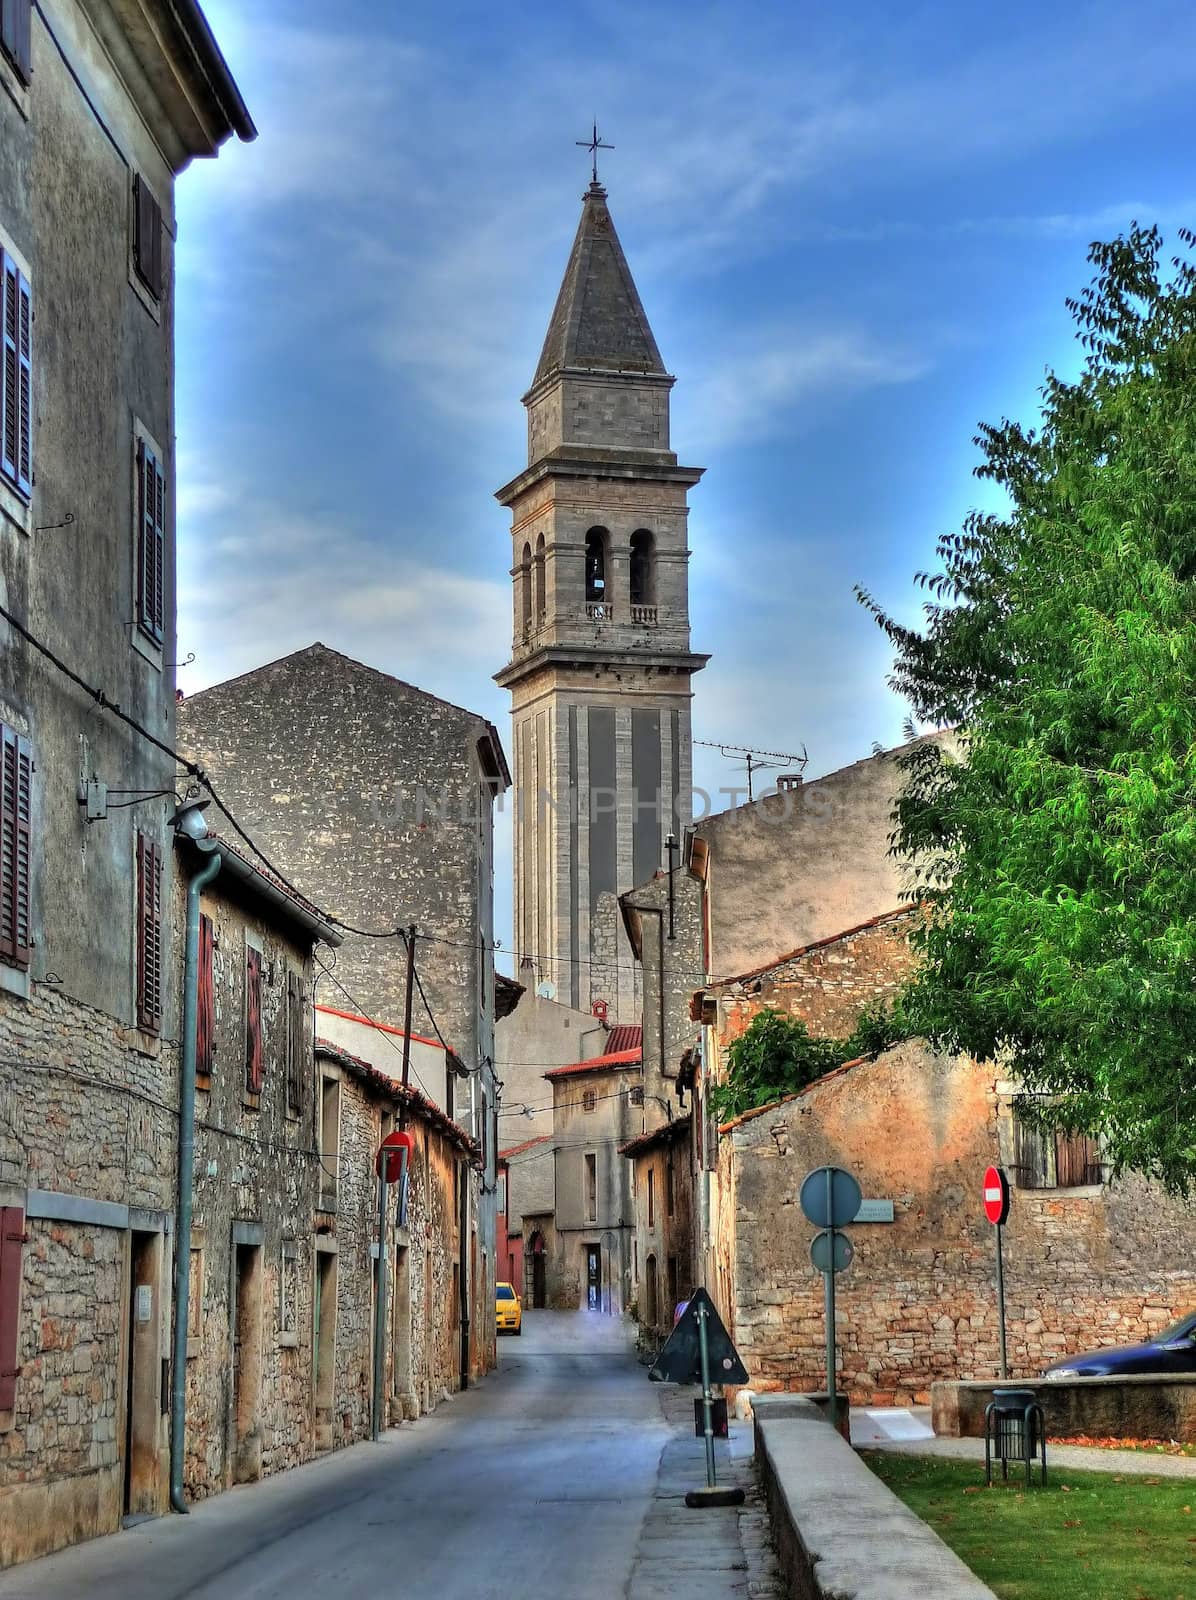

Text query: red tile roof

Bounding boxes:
[604,1023,643,1054]
[314,1038,479,1158]
[544,1046,642,1080]
[499,1134,552,1160]
[618,1115,691,1159]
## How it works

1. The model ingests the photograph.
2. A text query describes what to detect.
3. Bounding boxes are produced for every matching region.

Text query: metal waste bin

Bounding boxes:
[984,1386,1046,1486]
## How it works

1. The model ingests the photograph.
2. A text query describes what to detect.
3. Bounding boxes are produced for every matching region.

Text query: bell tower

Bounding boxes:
[495,179,707,1019]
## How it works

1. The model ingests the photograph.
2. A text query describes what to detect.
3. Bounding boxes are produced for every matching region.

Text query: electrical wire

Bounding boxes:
[313,952,442,1108]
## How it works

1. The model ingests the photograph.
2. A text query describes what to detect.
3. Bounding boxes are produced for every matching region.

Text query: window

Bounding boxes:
[285,970,305,1117]
[629,1085,644,1107]
[1013,1115,1102,1190]
[0,725,32,971]
[582,1087,597,1113]
[534,533,546,624]
[1,250,32,500]
[0,1,31,86]
[136,440,166,644]
[244,944,263,1097]
[196,913,214,1083]
[629,529,655,615]
[0,1205,25,1411]
[279,1243,298,1341]
[584,1152,597,1222]
[647,1167,655,1227]
[666,1154,675,1218]
[584,527,609,616]
[186,1243,203,1347]
[519,542,532,635]
[135,833,163,1034]
[318,1075,340,1211]
[132,176,163,300]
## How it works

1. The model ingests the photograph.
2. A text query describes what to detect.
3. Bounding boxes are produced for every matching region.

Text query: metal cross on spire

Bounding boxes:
[576,121,613,185]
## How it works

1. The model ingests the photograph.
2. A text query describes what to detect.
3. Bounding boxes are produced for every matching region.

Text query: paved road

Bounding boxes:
[0,1311,775,1600]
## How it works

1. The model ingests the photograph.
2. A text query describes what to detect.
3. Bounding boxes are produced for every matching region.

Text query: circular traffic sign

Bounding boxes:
[800,1165,862,1229]
[810,1228,854,1274]
[982,1165,1010,1226]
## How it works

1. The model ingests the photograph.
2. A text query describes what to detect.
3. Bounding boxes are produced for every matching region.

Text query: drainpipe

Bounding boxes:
[170,839,221,1513]
[458,1157,470,1390]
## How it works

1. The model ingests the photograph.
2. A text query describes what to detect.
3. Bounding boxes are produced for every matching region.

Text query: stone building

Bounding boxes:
[497,1133,551,1301]
[177,831,339,1499]
[494,178,708,1022]
[177,642,509,1387]
[619,1116,694,1348]
[537,1027,643,1312]
[692,911,1196,1404]
[0,0,251,1566]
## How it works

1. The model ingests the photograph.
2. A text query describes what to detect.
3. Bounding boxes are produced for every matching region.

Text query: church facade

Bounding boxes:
[495,179,707,1023]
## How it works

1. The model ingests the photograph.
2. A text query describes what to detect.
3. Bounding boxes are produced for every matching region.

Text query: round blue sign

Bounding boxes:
[810,1228,854,1274]
[800,1165,862,1229]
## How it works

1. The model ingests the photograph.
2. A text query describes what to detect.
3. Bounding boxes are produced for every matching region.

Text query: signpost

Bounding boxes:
[800,1165,861,1409]
[372,1131,415,1440]
[649,1287,748,1509]
[983,1164,1011,1380]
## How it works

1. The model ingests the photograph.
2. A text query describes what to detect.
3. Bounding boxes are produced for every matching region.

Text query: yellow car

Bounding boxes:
[496,1282,522,1336]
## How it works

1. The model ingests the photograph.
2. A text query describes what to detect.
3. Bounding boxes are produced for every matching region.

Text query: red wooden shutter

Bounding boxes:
[136,834,163,1034]
[0,1206,25,1411]
[0,724,32,970]
[286,970,305,1115]
[0,0,32,83]
[197,912,214,1078]
[136,441,165,643]
[245,947,263,1095]
[133,176,163,299]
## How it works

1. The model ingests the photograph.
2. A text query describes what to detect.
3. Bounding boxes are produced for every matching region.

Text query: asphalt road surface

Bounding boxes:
[0,1312,684,1600]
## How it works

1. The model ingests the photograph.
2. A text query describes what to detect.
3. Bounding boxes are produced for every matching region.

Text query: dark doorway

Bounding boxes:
[313,1247,336,1450]
[123,1230,161,1517]
[645,1254,659,1330]
[586,1245,601,1311]
[530,1231,546,1308]
[231,1243,262,1483]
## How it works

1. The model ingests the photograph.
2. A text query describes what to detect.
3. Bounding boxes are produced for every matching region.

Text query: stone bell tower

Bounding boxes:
[495,179,707,1020]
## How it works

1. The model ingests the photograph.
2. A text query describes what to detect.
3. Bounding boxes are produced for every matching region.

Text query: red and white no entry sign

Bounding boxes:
[982,1165,1010,1226]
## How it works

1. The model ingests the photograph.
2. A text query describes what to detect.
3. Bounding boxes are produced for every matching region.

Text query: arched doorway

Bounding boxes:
[529,1230,546,1308]
[644,1253,659,1331]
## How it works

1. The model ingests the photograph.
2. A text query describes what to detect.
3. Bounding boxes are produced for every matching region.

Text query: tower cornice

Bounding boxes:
[496,453,704,509]
[495,642,710,690]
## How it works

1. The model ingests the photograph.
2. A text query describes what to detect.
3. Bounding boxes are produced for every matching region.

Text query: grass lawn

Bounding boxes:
[866,1451,1196,1600]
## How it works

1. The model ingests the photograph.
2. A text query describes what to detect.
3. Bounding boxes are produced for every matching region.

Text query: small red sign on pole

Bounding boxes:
[982,1165,1010,1226]
[377,1129,415,1184]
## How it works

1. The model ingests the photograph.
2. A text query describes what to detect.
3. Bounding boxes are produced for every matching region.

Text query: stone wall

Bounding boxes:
[718,1043,1196,1404]
[549,1061,641,1311]
[623,1117,694,1345]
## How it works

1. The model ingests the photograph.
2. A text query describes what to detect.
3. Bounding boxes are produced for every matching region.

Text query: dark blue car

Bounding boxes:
[1043,1311,1196,1378]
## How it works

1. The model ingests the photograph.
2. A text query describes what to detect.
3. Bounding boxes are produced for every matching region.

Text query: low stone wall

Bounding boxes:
[934,1374,1196,1443]
[754,1395,996,1599]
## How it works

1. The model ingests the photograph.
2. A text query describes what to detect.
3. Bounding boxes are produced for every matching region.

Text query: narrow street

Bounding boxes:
[0,1313,777,1600]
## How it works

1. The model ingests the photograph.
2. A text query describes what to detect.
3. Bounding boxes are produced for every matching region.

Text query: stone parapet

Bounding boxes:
[753,1395,997,1599]
[934,1373,1196,1444]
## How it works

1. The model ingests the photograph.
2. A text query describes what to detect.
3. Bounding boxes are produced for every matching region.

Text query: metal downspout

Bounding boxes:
[170,843,221,1513]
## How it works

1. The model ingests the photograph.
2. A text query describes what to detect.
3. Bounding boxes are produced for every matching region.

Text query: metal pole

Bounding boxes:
[825,1168,837,1410]
[666,833,676,941]
[995,1221,1008,1380]
[399,924,417,1118]
[697,1302,717,1489]
[372,1166,389,1439]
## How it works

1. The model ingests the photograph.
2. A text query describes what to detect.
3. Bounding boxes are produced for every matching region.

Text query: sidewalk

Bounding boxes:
[864,1433,1196,1479]
[628,1387,783,1600]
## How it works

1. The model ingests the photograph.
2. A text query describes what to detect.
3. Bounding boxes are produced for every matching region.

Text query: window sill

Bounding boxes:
[132,1029,161,1059]
[127,265,163,327]
[0,1406,13,1435]
[278,1332,299,1349]
[130,627,163,673]
[0,477,31,538]
[0,963,31,1000]
[242,1092,261,1112]
[186,1336,200,1360]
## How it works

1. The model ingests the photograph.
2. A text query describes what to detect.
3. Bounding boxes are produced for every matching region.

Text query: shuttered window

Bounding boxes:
[0,1205,25,1412]
[133,176,163,300]
[0,0,32,84]
[0,724,32,971]
[1,250,32,500]
[196,913,214,1081]
[136,441,166,644]
[286,970,305,1116]
[245,946,263,1097]
[1014,1113,1103,1189]
[136,834,163,1034]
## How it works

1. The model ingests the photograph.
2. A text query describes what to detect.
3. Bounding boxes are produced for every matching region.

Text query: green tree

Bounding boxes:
[858,225,1196,1190]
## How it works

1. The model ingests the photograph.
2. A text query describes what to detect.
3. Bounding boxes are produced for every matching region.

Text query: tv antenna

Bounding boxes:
[695,739,808,803]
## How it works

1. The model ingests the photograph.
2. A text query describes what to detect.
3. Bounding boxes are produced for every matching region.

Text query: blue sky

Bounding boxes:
[176,0,1196,951]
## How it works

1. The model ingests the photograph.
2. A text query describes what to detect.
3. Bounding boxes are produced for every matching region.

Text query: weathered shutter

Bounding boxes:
[133,176,163,299]
[245,947,263,1095]
[136,834,163,1034]
[1055,1130,1101,1188]
[136,441,165,642]
[0,725,31,970]
[1,252,17,488]
[197,912,214,1078]
[1013,1115,1049,1189]
[286,970,305,1116]
[0,1205,25,1411]
[1,0,32,83]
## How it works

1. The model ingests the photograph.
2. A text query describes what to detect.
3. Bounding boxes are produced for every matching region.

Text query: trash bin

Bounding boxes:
[984,1387,1046,1486]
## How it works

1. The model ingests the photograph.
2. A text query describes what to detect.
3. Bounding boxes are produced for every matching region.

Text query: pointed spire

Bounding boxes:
[532,184,666,388]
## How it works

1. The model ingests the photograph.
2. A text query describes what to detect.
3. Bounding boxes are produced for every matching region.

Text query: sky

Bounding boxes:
[175,0,1196,955]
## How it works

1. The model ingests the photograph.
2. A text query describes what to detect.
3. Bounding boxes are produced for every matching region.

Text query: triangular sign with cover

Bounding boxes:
[649,1287,748,1385]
